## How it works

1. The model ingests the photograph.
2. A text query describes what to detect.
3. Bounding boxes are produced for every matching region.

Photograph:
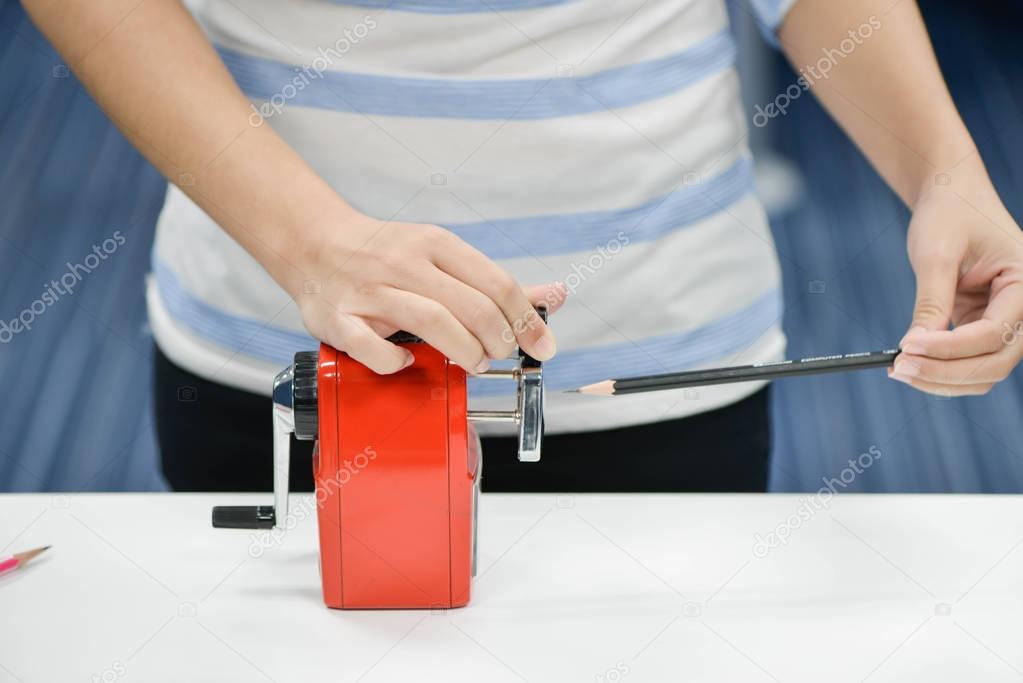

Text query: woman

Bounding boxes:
[23,0,1023,492]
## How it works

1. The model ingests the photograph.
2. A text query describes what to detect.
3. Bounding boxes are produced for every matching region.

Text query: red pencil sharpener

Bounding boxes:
[212,322,545,609]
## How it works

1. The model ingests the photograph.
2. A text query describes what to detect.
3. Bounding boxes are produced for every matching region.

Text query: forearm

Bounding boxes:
[21,0,351,295]
[777,0,989,208]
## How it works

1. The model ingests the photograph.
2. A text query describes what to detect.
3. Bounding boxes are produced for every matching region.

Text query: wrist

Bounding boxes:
[907,131,987,209]
[264,187,364,300]
[911,152,1001,213]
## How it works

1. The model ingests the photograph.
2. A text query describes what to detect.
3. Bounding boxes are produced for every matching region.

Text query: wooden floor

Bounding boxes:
[1,0,1021,492]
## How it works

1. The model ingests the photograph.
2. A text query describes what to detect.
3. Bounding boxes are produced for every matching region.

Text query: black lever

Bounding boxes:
[212,505,275,529]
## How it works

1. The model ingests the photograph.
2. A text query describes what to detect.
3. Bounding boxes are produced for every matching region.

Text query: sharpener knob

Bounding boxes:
[293,351,318,440]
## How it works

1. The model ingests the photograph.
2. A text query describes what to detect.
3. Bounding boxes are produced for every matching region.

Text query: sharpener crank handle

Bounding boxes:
[270,366,294,526]
[212,365,296,530]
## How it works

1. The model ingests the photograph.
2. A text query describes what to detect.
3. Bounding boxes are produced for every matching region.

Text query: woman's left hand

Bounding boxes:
[891,178,1023,396]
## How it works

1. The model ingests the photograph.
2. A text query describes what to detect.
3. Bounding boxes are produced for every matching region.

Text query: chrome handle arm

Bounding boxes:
[270,365,295,528]
[212,364,295,529]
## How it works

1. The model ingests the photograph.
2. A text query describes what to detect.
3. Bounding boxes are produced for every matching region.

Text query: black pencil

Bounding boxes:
[571,349,901,396]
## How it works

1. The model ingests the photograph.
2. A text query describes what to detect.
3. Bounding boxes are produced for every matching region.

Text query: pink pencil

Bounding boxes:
[0,546,51,576]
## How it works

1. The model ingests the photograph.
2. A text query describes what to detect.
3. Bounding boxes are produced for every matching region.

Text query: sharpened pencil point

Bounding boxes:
[13,545,52,564]
[574,380,616,396]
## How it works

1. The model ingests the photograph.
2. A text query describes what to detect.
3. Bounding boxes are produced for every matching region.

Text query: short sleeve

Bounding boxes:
[746,0,799,46]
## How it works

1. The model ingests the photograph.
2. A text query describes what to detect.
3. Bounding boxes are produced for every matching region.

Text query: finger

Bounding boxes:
[900,319,1005,359]
[887,368,993,397]
[523,281,568,315]
[954,308,986,326]
[978,279,1023,345]
[892,351,1012,385]
[375,287,488,372]
[952,297,986,327]
[364,318,400,339]
[903,255,959,341]
[323,313,414,375]
[430,236,556,360]
[414,268,517,360]
[981,274,1023,318]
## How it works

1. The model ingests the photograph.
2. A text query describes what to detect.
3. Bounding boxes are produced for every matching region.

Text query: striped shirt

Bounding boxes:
[149,0,795,434]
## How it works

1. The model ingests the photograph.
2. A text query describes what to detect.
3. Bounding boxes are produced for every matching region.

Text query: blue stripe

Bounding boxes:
[447,156,754,259]
[153,258,782,396]
[153,258,317,364]
[329,0,577,12]
[220,31,736,120]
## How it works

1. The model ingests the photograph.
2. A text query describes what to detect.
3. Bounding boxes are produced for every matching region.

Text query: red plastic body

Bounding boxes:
[313,342,476,609]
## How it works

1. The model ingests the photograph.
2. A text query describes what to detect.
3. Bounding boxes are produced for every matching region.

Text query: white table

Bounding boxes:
[1,492,1021,682]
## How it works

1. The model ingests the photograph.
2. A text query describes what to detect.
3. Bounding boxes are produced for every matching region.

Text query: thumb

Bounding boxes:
[906,256,958,340]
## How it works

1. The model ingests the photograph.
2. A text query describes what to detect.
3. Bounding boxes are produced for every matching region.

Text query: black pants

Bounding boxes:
[154,346,771,493]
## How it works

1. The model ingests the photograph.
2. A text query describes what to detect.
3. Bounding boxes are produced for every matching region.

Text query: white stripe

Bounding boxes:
[195,0,727,79]
[255,67,747,222]
[441,156,753,259]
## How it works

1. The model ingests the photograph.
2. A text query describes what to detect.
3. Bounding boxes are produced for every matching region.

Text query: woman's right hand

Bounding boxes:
[284,210,563,375]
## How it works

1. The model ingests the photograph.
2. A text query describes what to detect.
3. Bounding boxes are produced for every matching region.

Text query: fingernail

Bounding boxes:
[473,359,490,374]
[532,331,557,361]
[889,372,914,385]
[900,343,926,355]
[894,359,920,377]
[401,352,415,369]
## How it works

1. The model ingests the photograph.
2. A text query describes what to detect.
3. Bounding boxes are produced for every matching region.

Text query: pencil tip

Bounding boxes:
[573,380,615,396]
[563,388,580,393]
[13,545,52,564]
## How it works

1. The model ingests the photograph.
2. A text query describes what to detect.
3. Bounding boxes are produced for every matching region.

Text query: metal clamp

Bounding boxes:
[467,309,546,462]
